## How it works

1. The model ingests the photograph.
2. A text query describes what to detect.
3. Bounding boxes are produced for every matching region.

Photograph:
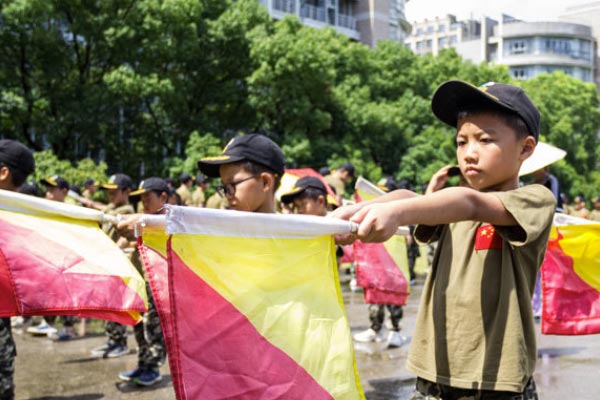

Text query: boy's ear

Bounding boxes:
[317,195,326,206]
[260,172,274,193]
[519,136,537,161]
[0,166,10,182]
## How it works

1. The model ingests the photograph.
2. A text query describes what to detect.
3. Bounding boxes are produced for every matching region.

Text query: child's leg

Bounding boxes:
[386,305,403,331]
[368,304,385,332]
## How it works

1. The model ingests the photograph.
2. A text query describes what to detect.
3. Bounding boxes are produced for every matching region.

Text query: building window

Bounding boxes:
[509,40,527,55]
[416,27,423,36]
[416,41,423,50]
[426,39,433,48]
[511,67,528,79]
[449,35,457,45]
[439,24,445,33]
[427,25,434,34]
[438,37,446,47]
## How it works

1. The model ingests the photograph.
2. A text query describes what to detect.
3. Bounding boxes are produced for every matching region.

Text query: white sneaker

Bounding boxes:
[353,328,383,343]
[386,331,406,348]
[26,322,58,336]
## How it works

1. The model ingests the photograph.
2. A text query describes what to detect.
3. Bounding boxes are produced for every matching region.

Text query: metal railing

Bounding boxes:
[300,3,327,22]
[338,13,356,30]
[273,0,295,14]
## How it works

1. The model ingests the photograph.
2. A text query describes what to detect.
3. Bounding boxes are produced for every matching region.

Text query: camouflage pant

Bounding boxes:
[0,318,16,400]
[410,377,539,400]
[134,283,165,369]
[369,304,403,332]
[106,321,128,346]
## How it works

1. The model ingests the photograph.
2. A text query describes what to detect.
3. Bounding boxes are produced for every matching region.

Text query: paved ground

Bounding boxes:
[12,277,600,399]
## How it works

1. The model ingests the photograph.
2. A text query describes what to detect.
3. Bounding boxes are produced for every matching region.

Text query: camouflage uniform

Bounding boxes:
[133,282,166,369]
[368,304,403,332]
[0,318,15,400]
[102,203,135,346]
[410,377,539,400]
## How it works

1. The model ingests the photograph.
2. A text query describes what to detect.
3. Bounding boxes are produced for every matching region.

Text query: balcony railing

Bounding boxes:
[338,13,356,30]
[273,0,295,14]
[300,4,327,23]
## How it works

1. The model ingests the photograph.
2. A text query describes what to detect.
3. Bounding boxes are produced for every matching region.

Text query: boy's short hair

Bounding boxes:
[431,80,540,141]
[281,176,327,204]
[238,161,282,191]
[197,134,285,178]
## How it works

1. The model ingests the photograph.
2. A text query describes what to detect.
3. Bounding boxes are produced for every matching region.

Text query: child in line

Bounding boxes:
[333,80,555,399]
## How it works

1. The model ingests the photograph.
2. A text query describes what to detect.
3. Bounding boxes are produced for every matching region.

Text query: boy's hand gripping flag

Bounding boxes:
[0,189,147,325]
[138,207,365,400]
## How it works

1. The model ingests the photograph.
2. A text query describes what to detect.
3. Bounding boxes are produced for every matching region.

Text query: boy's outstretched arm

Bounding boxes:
[330,189,418,244]
[351,187,518,243]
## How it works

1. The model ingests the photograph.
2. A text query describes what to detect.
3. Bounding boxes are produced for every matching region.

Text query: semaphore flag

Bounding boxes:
[352,177,411,306]
[138,206,365,399]
[0,189,147,325]
[541,218,600,335]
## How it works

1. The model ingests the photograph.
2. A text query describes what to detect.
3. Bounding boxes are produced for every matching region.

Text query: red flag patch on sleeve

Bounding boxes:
[475,224,503,250]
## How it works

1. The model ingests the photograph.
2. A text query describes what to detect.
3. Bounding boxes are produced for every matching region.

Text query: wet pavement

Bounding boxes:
[12,278,600,399]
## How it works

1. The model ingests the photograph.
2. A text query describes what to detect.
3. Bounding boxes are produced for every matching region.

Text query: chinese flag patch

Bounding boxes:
[475,224,503,250]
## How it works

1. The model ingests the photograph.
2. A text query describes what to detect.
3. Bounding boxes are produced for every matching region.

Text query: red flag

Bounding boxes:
[474,224,503,251]
[542,225,600,335]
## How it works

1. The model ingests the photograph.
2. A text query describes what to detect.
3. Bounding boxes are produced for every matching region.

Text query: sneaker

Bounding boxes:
[386,331,406,349]
[48,327,76,341]
[90,342,112,357]
[353,328,384,343]
[26,322,58,336]
[91,341,128,358]
[104,342,129,358]
[133,368,162,387]
[119,367,144,382]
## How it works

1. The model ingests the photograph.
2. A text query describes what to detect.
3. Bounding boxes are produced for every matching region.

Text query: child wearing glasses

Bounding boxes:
[197,134,285,214]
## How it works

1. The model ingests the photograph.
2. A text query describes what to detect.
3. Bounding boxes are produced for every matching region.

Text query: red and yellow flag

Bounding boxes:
[139,207,364,399]
[542,223,600,335]
[352,177,411,306]
[0,190,147,325]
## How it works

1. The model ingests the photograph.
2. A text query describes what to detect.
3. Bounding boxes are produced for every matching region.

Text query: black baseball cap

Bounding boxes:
[130,177,169,196]
[0,139,35,175]
[339,162,355,178]
[431,80,540,141]
[281,176,327,204]
[84,178,98,187]
[198,134,285,178]
[100,173,133,190]
[196,174,208,185]
[179,173,193,183]
[40,175,69,190]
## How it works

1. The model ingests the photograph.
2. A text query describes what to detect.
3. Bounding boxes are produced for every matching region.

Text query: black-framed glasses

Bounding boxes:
[216,175,257,197]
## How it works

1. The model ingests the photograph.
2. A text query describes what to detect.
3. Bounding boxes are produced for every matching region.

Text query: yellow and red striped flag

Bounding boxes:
[0,189,147,325]
[352,177,411,306]
[541,220,600,335]
[139,207,364,399]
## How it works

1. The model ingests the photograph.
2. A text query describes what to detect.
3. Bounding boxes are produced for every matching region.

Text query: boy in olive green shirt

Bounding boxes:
[333,81,555,399]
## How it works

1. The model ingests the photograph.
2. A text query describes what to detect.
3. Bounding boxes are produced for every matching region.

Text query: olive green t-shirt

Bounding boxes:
[324,174,345,199]
[407,184,555,393]
[176,185,193,206]
[192,188,206,207]
[102,203,135,242]
[589,209,600,222]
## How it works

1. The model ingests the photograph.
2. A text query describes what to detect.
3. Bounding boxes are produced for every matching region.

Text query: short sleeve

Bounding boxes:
[414,224,445,245]
[491,184,556,247]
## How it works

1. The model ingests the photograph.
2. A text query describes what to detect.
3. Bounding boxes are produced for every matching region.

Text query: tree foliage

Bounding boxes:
[1,1,598,199]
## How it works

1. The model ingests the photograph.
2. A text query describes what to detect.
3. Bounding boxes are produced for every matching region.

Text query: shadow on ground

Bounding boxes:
[365,377,417,400]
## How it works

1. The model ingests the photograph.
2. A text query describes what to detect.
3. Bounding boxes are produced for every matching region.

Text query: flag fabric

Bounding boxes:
[0,189,147,325]
[276,168,339,206]
[136,219,184,398]
[139,207,364,400]
[542,222,600,335]
[352,177,411,306]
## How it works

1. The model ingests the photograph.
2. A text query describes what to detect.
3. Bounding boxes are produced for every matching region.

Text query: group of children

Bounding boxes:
[1,78,560,400]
